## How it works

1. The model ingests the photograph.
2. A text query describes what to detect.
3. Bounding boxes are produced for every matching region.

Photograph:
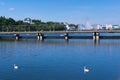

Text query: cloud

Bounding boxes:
[0,2,5,6]
[9,7,15,11]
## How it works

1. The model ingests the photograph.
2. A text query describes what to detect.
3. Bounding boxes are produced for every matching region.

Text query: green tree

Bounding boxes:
[0,16,70,31]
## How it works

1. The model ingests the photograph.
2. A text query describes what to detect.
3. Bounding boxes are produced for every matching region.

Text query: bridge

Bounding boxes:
[0,30,120,40]
[0,30,120,34]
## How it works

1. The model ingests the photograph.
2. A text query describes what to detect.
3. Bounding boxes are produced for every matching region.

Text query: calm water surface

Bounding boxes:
[0,39,120,80]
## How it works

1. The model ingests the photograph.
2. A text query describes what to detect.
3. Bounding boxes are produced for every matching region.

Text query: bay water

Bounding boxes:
[0,39,120,80]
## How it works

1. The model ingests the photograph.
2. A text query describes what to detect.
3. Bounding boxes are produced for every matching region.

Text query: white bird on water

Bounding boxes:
[14,64,18,69]
[84,66,89,73]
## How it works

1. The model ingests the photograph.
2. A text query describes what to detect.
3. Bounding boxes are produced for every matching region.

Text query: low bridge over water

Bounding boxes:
[0,30,120,40]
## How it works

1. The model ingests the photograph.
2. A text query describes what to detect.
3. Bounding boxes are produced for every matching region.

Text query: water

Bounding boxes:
[0,39,120,80]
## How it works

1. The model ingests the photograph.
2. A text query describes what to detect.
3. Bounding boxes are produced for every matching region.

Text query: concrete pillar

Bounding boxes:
[96,32,99,40]
[14,34,19,40]
[64,33,69,40]
[93,32,99,40]
[37,33,44,41]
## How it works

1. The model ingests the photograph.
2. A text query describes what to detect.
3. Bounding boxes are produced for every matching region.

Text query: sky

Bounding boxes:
[0,0,120,24]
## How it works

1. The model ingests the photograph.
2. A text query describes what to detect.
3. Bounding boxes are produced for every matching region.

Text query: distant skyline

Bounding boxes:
[0,0,120,24]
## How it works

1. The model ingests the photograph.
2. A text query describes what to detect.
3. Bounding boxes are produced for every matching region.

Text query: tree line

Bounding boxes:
[0,16,71,31]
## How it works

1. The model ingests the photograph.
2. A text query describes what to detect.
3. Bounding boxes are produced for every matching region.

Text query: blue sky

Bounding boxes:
[0,0,120,24]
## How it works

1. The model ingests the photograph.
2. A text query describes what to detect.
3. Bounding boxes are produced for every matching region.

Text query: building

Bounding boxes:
[65,24,76,31]
[91,24,102,30]
[106,24,113,30]
[77,24,85,30]
[97,24,102,29]
[85,21,93,30]
[112,25,120,30]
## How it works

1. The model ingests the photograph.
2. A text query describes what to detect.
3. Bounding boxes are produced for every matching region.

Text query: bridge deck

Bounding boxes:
[0,30,120,34]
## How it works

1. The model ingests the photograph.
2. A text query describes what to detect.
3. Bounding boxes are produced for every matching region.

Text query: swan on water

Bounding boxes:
[14,64,18,69]
[84,66,89,73]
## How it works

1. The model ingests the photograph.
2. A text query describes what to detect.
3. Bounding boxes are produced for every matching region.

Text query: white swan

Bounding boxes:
[84,66,89,73]
[14,64,18,69]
